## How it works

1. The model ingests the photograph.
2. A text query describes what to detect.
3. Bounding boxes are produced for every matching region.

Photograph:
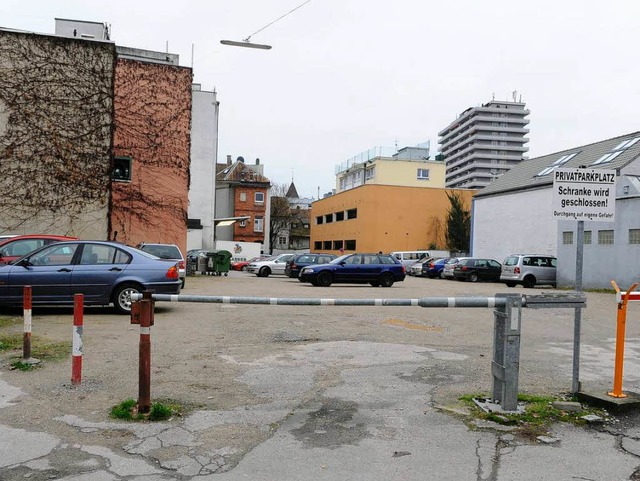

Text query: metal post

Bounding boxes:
[71,294,84,385]
[572,220,584,394]
[609,282,639,398]
[492,294,522,412]
[138,291,153,414]
[23,286,32,360]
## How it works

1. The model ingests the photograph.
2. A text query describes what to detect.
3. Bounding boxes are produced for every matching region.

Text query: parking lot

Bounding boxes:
[2,271,640,479]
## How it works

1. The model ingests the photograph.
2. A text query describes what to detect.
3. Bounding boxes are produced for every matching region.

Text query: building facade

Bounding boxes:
[334,143,445,193]
[472,132,640,289]
[187,84,220,251]
[311,184,476,254]
[215,157,271,250]
[439,99,530,189]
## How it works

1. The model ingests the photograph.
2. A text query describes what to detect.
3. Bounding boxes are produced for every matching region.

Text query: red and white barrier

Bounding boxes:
[72,294,84,386]
[23,286,32,360]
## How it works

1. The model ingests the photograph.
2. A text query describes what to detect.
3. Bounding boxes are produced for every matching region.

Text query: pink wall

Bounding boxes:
[110,58,192,256]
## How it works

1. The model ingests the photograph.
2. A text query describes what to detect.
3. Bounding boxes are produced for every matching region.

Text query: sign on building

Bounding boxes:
[552,168,616,222]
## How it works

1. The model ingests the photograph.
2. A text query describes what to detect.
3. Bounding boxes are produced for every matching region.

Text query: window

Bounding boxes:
[537,152,579,176]
[333,240,344,250]
[80,244,123,265]
[239,192,247,202]
[629,229,640,244]
[278,236,287,246]
[583,231,592,244]
[598,230,614,245]
[562,231,573,245]
[323,240,332,250]
[31,244,78,266]
[345,239,356,250]
[316,216,323,225]
[365,166,376,181]
[347,208,357,220]
[239,220,246,227]
[254,216,264,232]
[254,192,264,204]
[325,213,333,223]
[591,151,623,166]
[417,168,430,180]
[335,211,345,221]
[314,241,322,250]
[112,156,132,181]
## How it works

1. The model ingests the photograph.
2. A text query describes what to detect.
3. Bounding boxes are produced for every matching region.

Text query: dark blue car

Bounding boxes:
[0,240,182,314]
[285,253,337,279]
[421,258,450,279]
[299,253,405,287]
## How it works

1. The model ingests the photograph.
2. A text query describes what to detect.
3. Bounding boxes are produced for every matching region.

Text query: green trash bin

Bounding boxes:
[214,250,232,276]
[205,251,218,276]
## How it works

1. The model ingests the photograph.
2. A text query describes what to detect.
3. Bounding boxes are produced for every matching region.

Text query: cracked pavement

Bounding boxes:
[2,274,640,480]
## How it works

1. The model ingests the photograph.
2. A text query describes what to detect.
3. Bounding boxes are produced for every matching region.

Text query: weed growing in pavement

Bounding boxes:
[1,332,70,370]
[459,393,608,438]
[0,315,21,328]
[110,399,184,422]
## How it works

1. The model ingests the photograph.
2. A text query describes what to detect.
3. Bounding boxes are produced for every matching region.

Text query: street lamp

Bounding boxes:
[220,39,272,50]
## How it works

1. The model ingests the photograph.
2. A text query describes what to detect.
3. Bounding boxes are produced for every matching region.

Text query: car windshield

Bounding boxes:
[503,256,519,266]
[330,254,352,264]
[140,245,182,259]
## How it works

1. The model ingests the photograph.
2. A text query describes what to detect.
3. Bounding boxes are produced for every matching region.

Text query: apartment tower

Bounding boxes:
[438,98,530,189]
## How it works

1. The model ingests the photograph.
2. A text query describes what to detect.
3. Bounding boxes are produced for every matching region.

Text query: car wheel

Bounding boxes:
[259,267,271,277]
[317,271,333,287]
[379,273,394,287]
[298,277,305,282]
[505,281,517,288]
[241,265,247,271]
[112,283,142,315]
[523,275,536,288]
[439,270,446,279]
[469,273,479,282]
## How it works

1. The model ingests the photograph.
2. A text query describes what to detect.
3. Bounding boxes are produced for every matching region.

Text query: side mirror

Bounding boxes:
[16,258,31,267]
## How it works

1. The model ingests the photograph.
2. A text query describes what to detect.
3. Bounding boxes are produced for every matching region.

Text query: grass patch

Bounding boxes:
[0,316,21,328]
[110,398,184,422]
[1,333,70,370]
[459,393,607,437]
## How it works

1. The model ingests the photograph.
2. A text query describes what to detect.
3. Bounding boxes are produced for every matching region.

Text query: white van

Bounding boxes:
[390,251,430,267]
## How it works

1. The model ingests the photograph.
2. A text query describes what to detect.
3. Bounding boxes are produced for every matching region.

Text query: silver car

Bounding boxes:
[247,253,295,277]
[500,254,557,288]
[442,257,469,279]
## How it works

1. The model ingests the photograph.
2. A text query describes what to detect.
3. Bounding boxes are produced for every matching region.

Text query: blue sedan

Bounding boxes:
[299,253,405,287]
[422,258,450,279]
[0,240,182,314]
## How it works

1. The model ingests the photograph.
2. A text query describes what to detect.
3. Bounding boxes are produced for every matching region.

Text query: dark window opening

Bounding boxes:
[335,211,345,221]
[323,240,332,250]
[112,156,132,181]
[333,240,343,250]
[314,241,322,250]
[325,214,333,223]
[345,239,356,250]
[316,216,323,225]
[347,208,357,219]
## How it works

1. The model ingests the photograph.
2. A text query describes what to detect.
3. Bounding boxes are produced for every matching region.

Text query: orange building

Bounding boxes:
[110,56,192,256]
[310,184,476,254]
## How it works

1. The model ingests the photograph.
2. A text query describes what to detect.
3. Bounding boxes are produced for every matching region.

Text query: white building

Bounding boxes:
[439,99,529,189]
[187,84,219,250]
[472,132,640,289]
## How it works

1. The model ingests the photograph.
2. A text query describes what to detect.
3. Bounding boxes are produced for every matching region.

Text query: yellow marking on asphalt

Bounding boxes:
[382,319,443,332]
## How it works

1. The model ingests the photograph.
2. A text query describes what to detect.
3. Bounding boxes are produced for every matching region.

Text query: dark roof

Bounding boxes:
[474,131,640,198]
[286,182,299,199]
[216,160,270,184]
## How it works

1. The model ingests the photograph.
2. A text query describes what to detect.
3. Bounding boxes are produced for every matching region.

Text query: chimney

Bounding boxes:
[226,155,232,166]
[255,158,260,165]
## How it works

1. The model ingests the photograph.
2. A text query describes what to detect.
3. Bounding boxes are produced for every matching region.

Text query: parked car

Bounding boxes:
[0,234,78,265]
[453,258,502,282]
[390,250,431,268]
[285,253,337,279]
[0,240,181,314]
[442,257,469,279]
[500,254,557,288]
[247,253,295,277]
[231,255,270,271]
[137,243,186,288]
[299,253,406,287]
[422,258,450,279]
[407,257,433,276]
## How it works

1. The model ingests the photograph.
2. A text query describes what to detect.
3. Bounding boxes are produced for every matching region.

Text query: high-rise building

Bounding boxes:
[438,99,530,189]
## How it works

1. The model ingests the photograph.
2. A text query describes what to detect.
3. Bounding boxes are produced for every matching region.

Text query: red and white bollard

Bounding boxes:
[71,294,84,386]
[23,286,32,360]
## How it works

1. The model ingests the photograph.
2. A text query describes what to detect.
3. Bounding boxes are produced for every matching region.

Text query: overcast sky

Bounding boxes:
[2,1,639,198]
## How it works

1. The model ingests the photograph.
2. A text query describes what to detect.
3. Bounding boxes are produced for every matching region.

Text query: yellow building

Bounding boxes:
[335,145,446,193]
[311,184,476,254]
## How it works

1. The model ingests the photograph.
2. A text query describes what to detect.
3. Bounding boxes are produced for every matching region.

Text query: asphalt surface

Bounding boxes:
[1,272,640,480]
